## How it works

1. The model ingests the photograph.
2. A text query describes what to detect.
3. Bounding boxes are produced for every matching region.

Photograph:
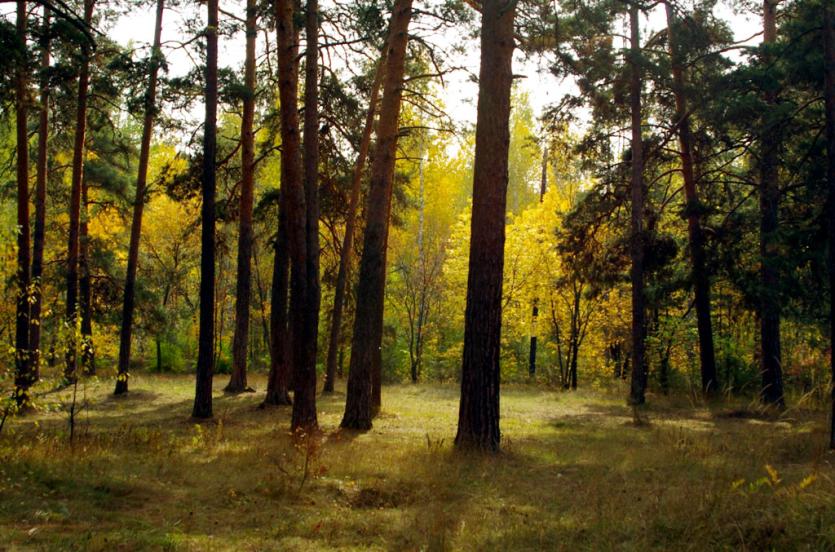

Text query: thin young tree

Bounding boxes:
[193,0,219,419]
[454,0,515,452]
[759,0,784,407]
[115,0,165,395]
[79,177,94,374]
[664,0,717,394]
[323,50,387,394]
[291,0,320,431]
[64,0,95,383]
[29,7,51,383]
[627,0,647,406]
[227,0,257,394]
[13,0,33,407]
[340,0,413,430]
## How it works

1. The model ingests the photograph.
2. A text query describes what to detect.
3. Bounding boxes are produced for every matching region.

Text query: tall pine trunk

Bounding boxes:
[454,0,514,452]
[115,0,164,395]
[275,0,309,421]
[64,0,94,383]
[14,0,32,407]
[664,1,717,394]
[291,0,320,431]
[192,0,219,419]
[627,1,647,406]
[79,177,95,375]
[30,7,50,383]
[759,0,784,407]
[340,0,413,430]
[823,4,835,449]
[323,49,387,394]
[227,0,257,394]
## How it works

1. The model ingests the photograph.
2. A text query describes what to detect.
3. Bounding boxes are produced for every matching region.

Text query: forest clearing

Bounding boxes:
[1,375,833,550]
[2,0,835,548]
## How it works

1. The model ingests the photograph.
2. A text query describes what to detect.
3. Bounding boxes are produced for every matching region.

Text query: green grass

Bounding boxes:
[0,374,833,550]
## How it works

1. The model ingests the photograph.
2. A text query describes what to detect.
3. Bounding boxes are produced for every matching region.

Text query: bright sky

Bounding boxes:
[107,0,761,135]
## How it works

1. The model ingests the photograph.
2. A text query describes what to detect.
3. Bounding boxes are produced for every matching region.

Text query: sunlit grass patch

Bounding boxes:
[0,374,833,550]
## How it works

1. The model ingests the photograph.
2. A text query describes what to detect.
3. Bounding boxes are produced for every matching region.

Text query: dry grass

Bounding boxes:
[0,374,833,550]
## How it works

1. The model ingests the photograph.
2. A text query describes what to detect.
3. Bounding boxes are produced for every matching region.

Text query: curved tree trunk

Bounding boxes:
[14,0,32,407]
[627,1,647,406]
[759,0,784,407]
[227,0,257,394]
[291,0,320,432]
[340,0,413,430]
[323,48,387,394]
[115,0,164,395]
[192,0,219,419]
[454,0,515,452]
[65,0,95,383]
[29,7,50,384]
[664,0,717,394]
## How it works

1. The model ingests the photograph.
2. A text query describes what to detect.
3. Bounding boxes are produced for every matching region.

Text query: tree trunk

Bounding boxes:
[275,0,309,422]
[115,0,164,395]
[192,0,219,419]
[324,50,386,394]
[823,3,835,449]
[569,289,580,390]
[14,0,32,407]
[79,177,95,375]
[227,0,257,394]
[454,0,514,452]
[529,149,547,378]
[340,0,413,430]
[664,1,718,394]
[291,0,321,432]
[29,7,50,384]
[263,195,292,406]
[759,0,784,407]
[64,0,94,383]
[156,335,162,372]
[627,0,647,406]
[252,245,271,363]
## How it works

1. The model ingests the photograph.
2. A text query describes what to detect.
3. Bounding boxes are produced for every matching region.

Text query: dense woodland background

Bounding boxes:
[0,0,833,446]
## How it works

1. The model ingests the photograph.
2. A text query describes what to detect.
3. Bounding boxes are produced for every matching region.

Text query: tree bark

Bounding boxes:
[227,0,257,394]
[115,0,164,395]
[324,52,387,393]
[14,0,32,407]
[341,0,413,429]
[192,0,219,419]
[291,0,320,432]
[263,194,292,406]
[64,0,94,383]
[79,177,95,375]
[454,0,514,452]
[664,0,718,394]
[627,0,647,406]
[823,3,835,449]
[759,0,784,407]
[29,7,50,384]
[275,0,309,420]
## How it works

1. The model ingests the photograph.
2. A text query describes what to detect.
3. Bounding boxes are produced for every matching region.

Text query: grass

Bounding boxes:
[0,373,834,550]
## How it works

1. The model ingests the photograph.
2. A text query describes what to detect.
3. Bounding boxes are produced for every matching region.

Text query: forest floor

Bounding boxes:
[0,374,833,551]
